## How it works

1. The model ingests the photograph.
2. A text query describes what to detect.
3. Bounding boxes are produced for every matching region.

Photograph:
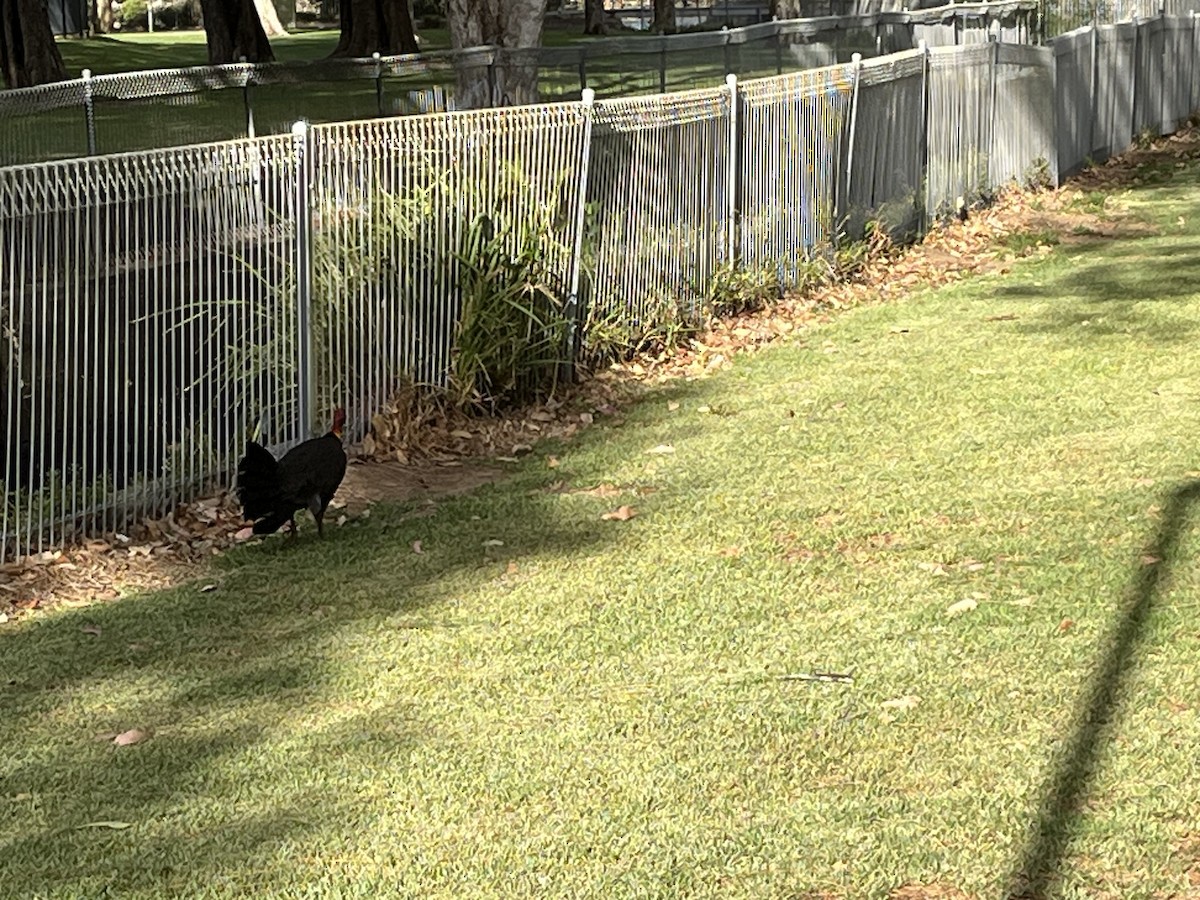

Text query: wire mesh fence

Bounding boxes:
[306,104,589,428]
[0,11,1196,561]
[0,137,301,558]
[926,43,996,218]
[738,66,857,283]
[1,1,1037,168]
[991,43,1058,188]
[841,50,927,240]
[586,87,734,346]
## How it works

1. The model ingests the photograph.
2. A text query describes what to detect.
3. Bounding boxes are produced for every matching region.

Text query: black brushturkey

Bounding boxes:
[236,409,348,538]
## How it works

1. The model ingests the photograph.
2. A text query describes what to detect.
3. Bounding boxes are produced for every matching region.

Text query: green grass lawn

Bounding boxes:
[5,164,1200,897]
[52,22,644,78]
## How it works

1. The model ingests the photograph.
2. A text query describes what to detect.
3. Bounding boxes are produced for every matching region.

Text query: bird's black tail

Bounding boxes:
[236,441,282,522]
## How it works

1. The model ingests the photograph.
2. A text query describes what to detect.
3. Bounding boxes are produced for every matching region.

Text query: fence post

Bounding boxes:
[81,68,96,156]
[988,35,998,191]
[240,58,256,139]
[292,120,316,438]
[487,50,498,107]
[1193,11,1199,116]
[373,52,385,117]
[659,37,668,93]
[564,88,596,383]
[918,38,931,228]
[1090,24,1099,158]
[774,16,784,75]
[843,53,863,244]
[726,73,739,268]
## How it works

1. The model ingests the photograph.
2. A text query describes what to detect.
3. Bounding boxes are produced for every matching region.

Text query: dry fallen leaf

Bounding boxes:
[946,597,978,617]
[1058,617,1075,633]
[667,401,680,411]
[81,623,102,636]
[482,539,505,548]
[199,583,217,593]
[411,540,424,554]
[881,695,921,711]
[601,505,638,522]
[646,444,676,455]
[112,728,150,747]
[547,456,560,468]
[77,821,132,830]
[505,562,519,575]
[917,561,950,576]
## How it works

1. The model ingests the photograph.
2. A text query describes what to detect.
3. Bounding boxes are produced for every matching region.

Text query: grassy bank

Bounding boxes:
[3,164,1200,897]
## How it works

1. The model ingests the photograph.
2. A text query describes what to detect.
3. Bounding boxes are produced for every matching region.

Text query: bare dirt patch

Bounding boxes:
[337,457,506,515]
[4,127,1199,624]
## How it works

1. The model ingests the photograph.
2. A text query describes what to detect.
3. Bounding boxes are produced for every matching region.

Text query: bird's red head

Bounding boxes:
[331,407,346,439]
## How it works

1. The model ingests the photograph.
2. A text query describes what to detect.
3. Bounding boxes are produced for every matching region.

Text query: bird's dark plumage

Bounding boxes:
[236,409,348,538]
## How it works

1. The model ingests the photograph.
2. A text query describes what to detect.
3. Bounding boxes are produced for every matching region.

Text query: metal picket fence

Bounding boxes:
[586,87,734,339]
[0,1,1038,168]
[0,12,1197,562]
[739,66,857,279]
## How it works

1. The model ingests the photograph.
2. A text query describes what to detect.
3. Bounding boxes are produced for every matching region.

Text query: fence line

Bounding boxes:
[0,13,1197,562]
[0,1,1038,168]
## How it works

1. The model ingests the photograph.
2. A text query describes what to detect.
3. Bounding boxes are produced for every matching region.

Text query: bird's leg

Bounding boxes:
[309,495,325,538]
[286,516,298,540]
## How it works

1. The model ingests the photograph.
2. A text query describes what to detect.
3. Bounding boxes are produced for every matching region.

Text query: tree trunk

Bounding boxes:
[330,0,418,57]
[651,0,676,34]
[445,0,544,108]
[92,0,116,34]
[199,0,275,64]
[254,0,287,37]
[583,0,606,35]
[0,0,67,88]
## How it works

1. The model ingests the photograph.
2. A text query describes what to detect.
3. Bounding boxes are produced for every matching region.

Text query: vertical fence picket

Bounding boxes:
[292,121,315,438]
[565,89,597,380]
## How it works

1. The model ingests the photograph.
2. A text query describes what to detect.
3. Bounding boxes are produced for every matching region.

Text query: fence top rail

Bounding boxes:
[0,0,1038,111]
[0,130,293,190]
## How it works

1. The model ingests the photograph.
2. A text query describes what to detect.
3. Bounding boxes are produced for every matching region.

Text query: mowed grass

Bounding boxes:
[5,165,1200,897]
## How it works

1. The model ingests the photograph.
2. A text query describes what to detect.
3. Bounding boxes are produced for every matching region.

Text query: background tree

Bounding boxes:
[0,0,67,88]
[583,0,606,35]
[199,0,275,64]
[331,0,419,57]
[651,0,676,34]
[255,0,288,37]
[91,0,115,34]
[445,0,544,108]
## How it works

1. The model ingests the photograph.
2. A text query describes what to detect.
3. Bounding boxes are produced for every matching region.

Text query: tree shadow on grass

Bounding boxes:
[0,461,633,897]
[1005,477,1200,899]
[992,233,1200,343]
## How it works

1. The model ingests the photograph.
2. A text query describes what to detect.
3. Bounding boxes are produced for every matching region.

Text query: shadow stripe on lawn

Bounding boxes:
[1006,476,1200,899]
